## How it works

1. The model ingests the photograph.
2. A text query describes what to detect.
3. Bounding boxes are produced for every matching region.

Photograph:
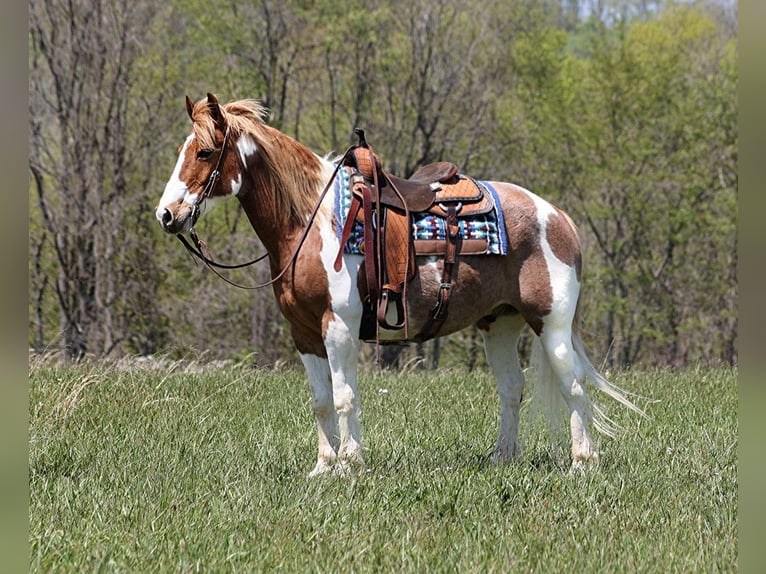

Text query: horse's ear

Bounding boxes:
[185,95,195,120]
[206,92,225,128]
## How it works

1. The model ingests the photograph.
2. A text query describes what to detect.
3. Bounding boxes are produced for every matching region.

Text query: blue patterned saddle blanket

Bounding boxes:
[333,166,507,256]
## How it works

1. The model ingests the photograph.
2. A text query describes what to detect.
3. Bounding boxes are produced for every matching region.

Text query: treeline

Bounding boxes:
[29,0,737,369]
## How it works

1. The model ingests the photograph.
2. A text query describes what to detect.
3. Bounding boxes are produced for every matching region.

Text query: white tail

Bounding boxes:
[528,308,646,459]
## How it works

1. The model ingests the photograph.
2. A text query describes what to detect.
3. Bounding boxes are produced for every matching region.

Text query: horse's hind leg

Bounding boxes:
[479,313,527,463]
[538,322,598,469]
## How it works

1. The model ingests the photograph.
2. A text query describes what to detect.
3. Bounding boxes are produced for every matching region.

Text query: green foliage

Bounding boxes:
[29,360,737,571]
[28,0,737,367]
[501,5,736,366]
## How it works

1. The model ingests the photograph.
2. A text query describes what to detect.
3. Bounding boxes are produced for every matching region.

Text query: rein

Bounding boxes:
[176,144,355,290]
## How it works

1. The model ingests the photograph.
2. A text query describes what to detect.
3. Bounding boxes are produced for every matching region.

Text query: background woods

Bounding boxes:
[28,0,737,369]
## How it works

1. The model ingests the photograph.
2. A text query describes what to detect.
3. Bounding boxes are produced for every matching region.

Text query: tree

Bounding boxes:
[29,0,178,357]
[503,6,737,366]
[28,0,737,368]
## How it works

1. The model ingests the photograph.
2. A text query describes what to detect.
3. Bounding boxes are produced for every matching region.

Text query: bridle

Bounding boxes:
[176,124,270,274]
[188,125,230,229]
[175,128,355,290]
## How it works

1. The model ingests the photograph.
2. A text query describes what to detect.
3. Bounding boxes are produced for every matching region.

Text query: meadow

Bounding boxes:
[29,356,737,572]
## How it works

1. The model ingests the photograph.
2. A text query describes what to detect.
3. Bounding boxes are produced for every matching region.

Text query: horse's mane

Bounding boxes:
[190,98,324,227]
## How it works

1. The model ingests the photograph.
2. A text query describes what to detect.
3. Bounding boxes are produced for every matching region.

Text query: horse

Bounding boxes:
[155,93,644,477]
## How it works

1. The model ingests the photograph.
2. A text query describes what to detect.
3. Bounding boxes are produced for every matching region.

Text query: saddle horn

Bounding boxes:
[354,128,369,148]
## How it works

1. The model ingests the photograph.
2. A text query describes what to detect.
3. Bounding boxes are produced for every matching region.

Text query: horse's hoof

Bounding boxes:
[569,451,600,473]
[491,442,522,465]
[308,460,335,479]
[334,457,366,478]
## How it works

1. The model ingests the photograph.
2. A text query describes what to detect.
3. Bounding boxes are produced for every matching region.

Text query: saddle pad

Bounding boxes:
[334,166,508,256]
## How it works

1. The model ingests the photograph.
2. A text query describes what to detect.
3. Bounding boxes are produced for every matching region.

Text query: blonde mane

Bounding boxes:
[190,98,324,227]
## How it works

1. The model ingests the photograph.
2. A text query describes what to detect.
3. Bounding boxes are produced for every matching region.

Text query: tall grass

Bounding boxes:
[29,357,737,572]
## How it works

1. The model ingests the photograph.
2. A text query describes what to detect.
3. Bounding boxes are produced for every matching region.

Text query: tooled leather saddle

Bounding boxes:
[333,129,497,344]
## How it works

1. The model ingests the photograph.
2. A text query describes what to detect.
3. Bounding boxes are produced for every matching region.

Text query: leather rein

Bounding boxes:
[176,134,355,290]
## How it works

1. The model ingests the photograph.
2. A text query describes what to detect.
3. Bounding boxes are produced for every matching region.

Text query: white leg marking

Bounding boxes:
[301,354,338,478]
[540,326,597,469]
[481,315,527,463]
[324,319,364,473]
[316,182,365,473]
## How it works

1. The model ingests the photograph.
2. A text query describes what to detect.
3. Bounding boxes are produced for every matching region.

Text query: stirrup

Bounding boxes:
[376,289,406,331]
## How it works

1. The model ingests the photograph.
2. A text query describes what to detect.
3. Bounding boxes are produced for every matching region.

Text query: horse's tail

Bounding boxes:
[529,301,646,444]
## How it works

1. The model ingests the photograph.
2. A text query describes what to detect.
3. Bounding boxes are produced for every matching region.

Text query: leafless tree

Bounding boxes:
[29,0,166,358]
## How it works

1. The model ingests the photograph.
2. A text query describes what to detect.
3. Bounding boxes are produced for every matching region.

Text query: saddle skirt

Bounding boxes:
[333,165,508,257]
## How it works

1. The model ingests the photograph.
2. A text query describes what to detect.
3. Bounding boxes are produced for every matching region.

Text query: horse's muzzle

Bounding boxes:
[158,207,189,234]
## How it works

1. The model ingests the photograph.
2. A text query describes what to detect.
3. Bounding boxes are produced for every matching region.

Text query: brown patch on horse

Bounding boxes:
[269,226,332,358]
[502,186,553,335]
[547,207,582,281]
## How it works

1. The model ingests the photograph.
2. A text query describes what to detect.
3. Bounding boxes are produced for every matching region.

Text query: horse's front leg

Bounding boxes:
[301,316,363,477]
[324,315,364,474]
[301,353,339,478]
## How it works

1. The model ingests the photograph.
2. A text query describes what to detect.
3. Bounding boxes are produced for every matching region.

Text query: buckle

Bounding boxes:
[438,201,462,214]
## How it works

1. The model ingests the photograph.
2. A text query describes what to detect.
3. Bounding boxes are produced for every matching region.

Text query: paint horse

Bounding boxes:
[156,94,643,477]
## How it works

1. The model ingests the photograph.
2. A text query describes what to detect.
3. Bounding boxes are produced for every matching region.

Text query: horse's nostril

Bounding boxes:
[161,208,173,227]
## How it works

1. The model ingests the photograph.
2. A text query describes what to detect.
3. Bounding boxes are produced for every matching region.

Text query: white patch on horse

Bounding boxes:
[236,134,258,167]
[309,161,367,473]
[553,341,570,361]
[229,172,243,197]
[522,188,580,327]
[315,161,363,315]
[155,135,194,220]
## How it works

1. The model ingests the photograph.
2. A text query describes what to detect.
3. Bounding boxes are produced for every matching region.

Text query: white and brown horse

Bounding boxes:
[155,93,643,477]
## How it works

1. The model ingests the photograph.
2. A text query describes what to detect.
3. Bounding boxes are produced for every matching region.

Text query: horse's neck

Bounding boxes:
[236,153,335,264]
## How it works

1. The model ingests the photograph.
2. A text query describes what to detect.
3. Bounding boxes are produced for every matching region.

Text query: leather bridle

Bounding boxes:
[176,123,270,274]
[188,125,230,229]
[175,131,355,290]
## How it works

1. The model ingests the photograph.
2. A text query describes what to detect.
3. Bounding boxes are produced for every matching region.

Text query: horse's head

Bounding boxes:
[155,93,246,234]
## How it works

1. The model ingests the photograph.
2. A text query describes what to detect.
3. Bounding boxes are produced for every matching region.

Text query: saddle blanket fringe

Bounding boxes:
[333,166,508,256]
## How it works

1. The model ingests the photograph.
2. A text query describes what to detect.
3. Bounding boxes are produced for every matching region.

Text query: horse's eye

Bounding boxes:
[196,148,214,160]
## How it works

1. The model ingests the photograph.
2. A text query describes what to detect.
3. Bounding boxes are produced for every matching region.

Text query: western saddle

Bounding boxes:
[333,129,495,344]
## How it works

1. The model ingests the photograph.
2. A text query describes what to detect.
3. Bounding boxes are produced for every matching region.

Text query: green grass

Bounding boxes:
[29,358,737,572]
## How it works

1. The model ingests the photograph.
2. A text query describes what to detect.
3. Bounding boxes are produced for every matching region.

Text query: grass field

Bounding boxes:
[29,356,737,572]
